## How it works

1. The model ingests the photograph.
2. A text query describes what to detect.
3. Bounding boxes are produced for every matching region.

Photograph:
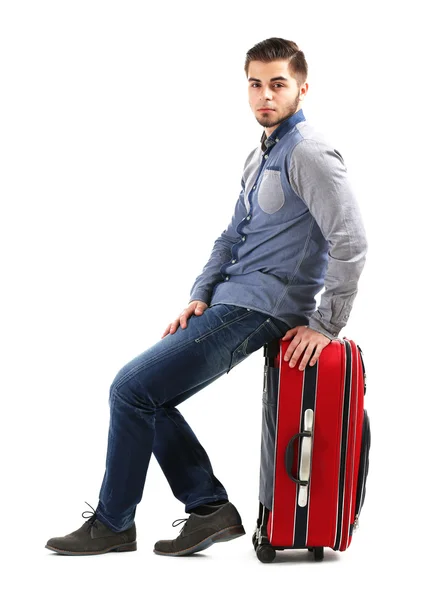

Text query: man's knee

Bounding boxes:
[108,361,155,411]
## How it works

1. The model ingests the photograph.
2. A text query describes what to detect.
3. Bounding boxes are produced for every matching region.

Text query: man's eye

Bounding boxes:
[250,83,283,88]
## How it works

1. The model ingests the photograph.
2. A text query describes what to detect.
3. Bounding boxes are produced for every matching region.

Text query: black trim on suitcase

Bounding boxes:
[292,361,318,549]
[354,409,371,521]
[333,340,352,551]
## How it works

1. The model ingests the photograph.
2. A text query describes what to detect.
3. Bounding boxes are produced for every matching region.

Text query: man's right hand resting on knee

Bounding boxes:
[161,300,209,338]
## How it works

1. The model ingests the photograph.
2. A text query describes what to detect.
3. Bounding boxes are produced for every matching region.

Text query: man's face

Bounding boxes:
[247,59,308,137]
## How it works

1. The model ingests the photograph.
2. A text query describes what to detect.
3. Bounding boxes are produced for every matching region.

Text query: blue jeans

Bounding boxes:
[94,303,297,532]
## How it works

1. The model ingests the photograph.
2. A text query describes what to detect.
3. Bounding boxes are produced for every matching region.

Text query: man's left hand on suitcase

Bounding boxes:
[282,325,331,370]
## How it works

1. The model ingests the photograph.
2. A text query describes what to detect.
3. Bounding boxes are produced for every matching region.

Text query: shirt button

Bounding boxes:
[231,259,236,263]
[246,215,251,220]
[275,138,279,142]
[225,276,230,280]
[253,185,256,190]
[241,235,246,241]
[264,155,268,159]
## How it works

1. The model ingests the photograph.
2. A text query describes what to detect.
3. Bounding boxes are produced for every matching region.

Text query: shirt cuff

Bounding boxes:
[189,292,210,305]
[307,315,340,341]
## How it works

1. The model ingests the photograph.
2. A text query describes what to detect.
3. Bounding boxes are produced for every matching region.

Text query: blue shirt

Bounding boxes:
[189,109,368,340]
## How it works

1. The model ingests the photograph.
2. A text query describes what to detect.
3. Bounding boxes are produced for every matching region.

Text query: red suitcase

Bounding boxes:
[253,336,370,563]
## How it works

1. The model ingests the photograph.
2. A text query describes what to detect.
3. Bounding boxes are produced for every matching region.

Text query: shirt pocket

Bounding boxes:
[257,168,285,214]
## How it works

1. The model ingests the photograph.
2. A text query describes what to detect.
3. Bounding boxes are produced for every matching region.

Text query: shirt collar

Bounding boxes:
[260,108,306,151]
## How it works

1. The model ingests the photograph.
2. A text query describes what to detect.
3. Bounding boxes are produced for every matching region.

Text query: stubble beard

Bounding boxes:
[255,91,301,129]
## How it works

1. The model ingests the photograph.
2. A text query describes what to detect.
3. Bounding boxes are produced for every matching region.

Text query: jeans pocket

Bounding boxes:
[194,305,250,343]
[216,304,250,324]
[227,318,275,374]
[264,316,289,338]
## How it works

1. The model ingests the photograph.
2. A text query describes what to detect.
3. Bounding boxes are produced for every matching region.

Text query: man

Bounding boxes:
[45,37,367,557]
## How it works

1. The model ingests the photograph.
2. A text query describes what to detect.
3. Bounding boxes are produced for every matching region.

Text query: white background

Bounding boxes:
[1,0,436,597]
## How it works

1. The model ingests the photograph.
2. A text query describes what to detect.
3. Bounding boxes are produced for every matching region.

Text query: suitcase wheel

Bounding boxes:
[312,547,324,562]
[256,544,276,563]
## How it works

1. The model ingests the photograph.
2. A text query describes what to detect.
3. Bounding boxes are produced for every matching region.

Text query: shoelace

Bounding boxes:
[82,501,99,533]
[172,517,188,534]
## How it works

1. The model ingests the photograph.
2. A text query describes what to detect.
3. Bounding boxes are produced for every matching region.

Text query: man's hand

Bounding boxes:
[282,325,331,370]
[161,300,209,339]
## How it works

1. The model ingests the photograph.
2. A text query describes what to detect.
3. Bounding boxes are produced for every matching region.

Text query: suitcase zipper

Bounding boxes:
[352,409,371,531]
[357,344,367,395]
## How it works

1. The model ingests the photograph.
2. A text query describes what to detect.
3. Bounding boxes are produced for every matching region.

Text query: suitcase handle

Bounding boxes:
[285,432,311,486]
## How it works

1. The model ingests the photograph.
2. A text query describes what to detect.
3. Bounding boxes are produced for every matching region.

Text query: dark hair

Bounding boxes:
[244,37,308,87]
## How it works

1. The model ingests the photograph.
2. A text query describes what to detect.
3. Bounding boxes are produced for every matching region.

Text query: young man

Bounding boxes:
[45,37,367,557]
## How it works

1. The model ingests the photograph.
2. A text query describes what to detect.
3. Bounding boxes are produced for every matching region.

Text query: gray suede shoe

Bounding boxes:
[45,502,137,556]
[154,501,245,556]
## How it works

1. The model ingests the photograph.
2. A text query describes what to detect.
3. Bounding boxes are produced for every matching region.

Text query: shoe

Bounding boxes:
[154,501,245,556]
[45,502,137,556]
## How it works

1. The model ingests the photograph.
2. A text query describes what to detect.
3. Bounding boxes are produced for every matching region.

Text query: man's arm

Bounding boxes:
[289,139,368,340]
[188,177,247,305]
